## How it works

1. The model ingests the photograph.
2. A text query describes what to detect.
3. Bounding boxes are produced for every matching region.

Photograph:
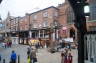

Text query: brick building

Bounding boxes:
[2,0,96,44]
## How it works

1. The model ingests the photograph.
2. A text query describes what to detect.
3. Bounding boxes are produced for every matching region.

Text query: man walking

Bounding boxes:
[10,50,17,63]
[30,47,37,63]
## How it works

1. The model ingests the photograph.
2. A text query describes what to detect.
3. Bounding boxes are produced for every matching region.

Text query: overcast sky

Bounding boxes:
[0,0,65,20]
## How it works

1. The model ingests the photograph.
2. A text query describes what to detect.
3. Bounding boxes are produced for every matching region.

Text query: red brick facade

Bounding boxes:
[3,0,96,41]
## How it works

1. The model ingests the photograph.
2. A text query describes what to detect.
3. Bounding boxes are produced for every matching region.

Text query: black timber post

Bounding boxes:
[68,0,87,63]
[0,0,2,4]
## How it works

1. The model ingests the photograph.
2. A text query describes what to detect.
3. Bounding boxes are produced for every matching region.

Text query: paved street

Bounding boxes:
[0,44,78,63]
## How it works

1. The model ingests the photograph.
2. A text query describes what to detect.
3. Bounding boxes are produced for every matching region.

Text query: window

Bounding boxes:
[90,26,96,31]
[33,15,37,20]
[54,12,58,17]
[43,11,48,17]
[39,24,42,28]
[90,5,96,20]
[33,22,38,28]
[43,21,48,27]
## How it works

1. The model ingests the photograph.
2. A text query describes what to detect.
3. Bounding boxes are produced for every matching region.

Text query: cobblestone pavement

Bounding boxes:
[0,44,78,63]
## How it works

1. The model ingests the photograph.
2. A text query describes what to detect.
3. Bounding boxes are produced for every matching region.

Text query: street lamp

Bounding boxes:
[84,3,90,17]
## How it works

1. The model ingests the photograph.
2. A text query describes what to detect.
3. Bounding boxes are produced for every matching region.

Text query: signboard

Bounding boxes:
[63,38,73,43]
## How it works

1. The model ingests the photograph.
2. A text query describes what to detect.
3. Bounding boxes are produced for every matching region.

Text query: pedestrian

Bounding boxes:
[27,46,31,57]
[27,56,31,63]
[30,48,37,63]
[65,48,68,54]
[10,50,17,63]
[61,51,64,63]
[64,52,67,63]
[68,43,71,51]
[9,42,12,47]
[67,53,73,63]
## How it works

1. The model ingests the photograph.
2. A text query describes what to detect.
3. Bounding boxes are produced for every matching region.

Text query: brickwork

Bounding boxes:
[2,0,96,40]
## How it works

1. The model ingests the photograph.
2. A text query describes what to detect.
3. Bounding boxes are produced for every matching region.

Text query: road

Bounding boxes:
[0,44,78,63]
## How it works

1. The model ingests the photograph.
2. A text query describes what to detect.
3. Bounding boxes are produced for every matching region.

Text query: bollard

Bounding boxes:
[18,55,20,63]
[3,59,5,63]
[0,54,1,62]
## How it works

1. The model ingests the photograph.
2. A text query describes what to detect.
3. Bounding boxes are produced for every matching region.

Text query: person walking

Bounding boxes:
[67,53,73,63]
[10,50,17,63]
[64,52,67,63]
[27,46,31,57]
[61,51,64,63]
[27,56,31,63]
[30,48,37,63]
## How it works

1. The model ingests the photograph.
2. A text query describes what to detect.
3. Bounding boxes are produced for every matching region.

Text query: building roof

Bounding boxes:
[29,6,59,15]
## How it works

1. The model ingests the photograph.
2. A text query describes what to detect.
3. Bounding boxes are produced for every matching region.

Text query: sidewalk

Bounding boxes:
[0,44,78,63]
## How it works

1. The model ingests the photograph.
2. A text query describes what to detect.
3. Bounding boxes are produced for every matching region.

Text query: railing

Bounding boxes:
[84,31,96,63]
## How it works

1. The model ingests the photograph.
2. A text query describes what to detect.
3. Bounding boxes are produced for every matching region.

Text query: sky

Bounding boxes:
[0,0,65,20]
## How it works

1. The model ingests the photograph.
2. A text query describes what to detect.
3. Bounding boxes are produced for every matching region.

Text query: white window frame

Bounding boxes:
[43,21,48,27]
[43,11,48,17]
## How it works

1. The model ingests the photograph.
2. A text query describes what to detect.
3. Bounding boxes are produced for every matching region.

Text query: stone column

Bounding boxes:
[75,30,77,41]
[52,29,55,41]
[56,29,59,40]
[43,30,45,38]
[29,31,32,38]
[39,30,40,38]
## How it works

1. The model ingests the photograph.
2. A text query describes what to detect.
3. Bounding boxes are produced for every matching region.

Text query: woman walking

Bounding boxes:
[67,53,73,63]
[64,52,67,63]
[61,51,64,63]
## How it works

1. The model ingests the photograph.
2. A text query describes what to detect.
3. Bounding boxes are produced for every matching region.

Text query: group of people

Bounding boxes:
[61,49,73,63]
[27,46,37,63]
[5,42,12,48]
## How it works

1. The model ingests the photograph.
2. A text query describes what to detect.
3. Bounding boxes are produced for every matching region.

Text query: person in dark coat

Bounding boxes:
[61,51,64,63]
[30,48,37,63]
[67,53,73,63]
[64,52,67,63]
[10,50,17,63]
[27,46,31,57]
